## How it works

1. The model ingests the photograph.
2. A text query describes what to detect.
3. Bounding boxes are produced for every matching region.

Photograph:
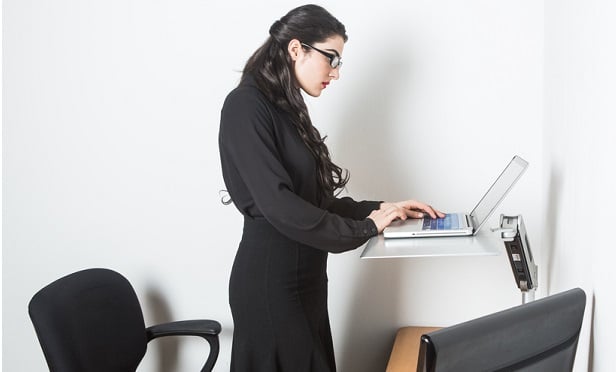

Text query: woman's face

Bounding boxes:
[290,35,345,97]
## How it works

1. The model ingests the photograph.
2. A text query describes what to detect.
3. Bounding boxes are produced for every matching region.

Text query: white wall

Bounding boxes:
[544,1,616,371]
[4,1,610,371]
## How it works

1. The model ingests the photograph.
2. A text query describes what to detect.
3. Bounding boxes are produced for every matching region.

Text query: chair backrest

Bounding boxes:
[29,268,148,372]
[417,288,586,372]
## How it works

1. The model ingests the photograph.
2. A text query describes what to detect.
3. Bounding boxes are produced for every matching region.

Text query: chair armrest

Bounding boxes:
[146,319,221,341]
[146,319,222,372]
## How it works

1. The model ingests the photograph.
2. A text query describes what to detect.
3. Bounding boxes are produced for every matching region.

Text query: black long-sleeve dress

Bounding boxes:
[219,75,380,372]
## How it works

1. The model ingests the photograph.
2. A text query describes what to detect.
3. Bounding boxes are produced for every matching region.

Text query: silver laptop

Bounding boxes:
[383,155,529,238]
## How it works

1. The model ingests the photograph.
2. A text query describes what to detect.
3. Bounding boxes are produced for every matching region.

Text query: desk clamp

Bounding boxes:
[492,214,538,304]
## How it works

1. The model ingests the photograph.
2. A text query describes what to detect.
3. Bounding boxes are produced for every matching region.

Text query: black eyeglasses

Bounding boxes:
[300,42,343,69]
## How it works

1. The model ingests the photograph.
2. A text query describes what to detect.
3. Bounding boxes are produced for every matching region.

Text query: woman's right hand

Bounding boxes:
[367,199,445,233]
[367,205,409,233]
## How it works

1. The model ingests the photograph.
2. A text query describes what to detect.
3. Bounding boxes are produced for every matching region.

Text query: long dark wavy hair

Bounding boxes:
[242,4,349,201]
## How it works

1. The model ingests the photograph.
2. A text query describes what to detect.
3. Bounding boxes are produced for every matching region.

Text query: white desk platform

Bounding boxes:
[360,230,501,259]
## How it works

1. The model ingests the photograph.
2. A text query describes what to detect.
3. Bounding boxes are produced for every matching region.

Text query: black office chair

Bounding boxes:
[28,268,221,372]
[417,287,586,372]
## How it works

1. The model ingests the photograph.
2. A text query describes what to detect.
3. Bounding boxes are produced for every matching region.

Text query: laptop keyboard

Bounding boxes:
[422,214,461,230]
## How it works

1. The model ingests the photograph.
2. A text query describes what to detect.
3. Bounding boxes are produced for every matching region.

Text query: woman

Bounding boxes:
[218,4,443,371]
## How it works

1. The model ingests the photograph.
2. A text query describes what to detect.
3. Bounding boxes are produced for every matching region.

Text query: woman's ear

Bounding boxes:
[287,39,302,61]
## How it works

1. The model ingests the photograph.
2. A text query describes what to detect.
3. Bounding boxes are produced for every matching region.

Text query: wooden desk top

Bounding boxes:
[386,326,442,372]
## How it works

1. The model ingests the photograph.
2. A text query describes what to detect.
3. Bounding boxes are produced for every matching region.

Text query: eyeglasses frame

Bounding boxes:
[300,42,343,69]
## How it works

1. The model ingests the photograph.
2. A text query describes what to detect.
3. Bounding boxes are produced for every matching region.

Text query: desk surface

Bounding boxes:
[361,229,501,259]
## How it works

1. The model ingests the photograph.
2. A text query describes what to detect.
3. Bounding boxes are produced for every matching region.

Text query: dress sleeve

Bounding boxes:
[323,196,382,220]
[219,88,378,253]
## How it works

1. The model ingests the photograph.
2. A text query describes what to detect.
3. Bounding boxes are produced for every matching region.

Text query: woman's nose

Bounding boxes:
[330,67,340,80]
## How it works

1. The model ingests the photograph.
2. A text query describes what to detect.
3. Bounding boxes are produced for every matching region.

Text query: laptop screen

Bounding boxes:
[469,155,528,233]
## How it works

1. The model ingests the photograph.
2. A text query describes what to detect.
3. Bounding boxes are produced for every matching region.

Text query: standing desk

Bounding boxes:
[360,230,502,370]
[360,229,501,259]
